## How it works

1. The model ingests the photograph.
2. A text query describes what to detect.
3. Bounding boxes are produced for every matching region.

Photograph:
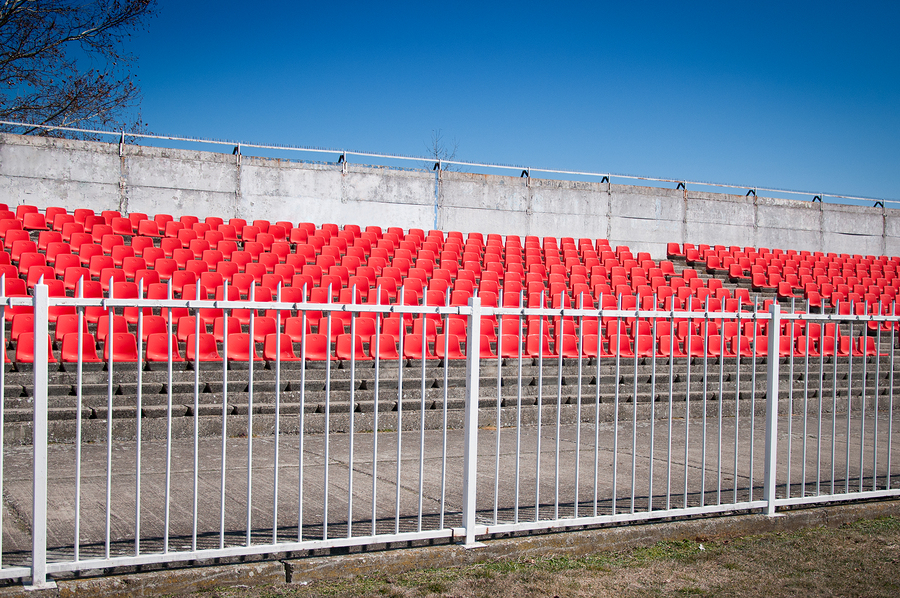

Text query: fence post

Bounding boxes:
[30,283,53,588]
[461,296,482,545]
[763,302,781,516]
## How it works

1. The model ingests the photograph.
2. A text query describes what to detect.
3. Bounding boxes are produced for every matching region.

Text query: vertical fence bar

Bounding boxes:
[246,284,256,545]
[31,283,50,588]
[612,294,621,514]
[802,317,810,498]
[105,282,114,559]
[733,308,742,503]
[700,300,709,508]
[0,276,4,568]
[461,297,481,545]
[535,291,545,522]
[574,296,584,518]
[555,295,564,520]
[846,307,855,494]
[831,311,839,496]
[297,289,308,541]
[859,303,868,493]
[348,297,357,538]
[764,302,781,515]
[749,302,759,500]
[786,308,794,499]
[273,285,283,543]
[135,284,144,555]
[440,292,451,527]
[683,307,692,509]
[324,287,333,540]
[417,296,426,533]
[888,308,895,490]
[648,300,658,512]
[816,317,825,497]
[495,305,503,524]
[516,291,526,522]
[192,284,201,552]
[394,288,404,535]
[164,279,173,553]
[630,304,639,514]
[371,298,381,535]
[666,304,674,511]
[73,278,84,561]
[594,304,602,516]
[219,280,230,548]
[716,303,725,505]
[873,303,882,491]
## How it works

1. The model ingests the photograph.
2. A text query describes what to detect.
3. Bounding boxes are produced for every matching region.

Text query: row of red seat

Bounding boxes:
[9,327,882,365]
[669,242,900,309]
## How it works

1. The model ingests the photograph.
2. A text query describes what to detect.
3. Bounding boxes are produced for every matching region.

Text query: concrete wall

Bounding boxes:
[0,132,893,259]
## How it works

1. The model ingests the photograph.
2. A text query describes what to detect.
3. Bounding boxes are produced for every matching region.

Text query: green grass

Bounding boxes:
[179,514,900,598]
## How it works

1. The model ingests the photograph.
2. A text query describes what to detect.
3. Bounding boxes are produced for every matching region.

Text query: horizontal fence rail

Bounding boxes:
[0,120,896,209]
[0,282,898,587]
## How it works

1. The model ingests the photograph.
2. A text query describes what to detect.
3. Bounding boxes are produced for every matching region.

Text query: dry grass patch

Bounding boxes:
[183,515,900,597]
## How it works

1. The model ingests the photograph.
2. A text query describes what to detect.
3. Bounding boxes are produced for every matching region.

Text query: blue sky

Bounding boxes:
[129,1,899,202]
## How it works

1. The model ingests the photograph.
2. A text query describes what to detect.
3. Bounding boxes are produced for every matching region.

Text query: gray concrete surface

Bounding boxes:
[0,408,896,569]
[0,133,895,259]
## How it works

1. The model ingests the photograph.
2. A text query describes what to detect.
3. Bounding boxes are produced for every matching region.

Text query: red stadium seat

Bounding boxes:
[185,333,222,361]
[102,332,140,362]
[225,333,263,361]
[263,333,300,361]
[60,332,102,363]
[145,333,185,362]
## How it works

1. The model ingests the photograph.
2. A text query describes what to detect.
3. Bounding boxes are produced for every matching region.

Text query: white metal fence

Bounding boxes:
[2,282,899,588]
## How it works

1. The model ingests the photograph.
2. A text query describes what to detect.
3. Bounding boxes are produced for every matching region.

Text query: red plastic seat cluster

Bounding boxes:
[0,203,893,364]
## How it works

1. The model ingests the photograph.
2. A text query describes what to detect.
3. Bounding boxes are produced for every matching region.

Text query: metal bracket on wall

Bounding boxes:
[338,152,348,174]
[601,176,609,184]
[118,131,125,157]
[232,145,241,165]
[521,169,530,187]
[746,188,757,197]
[812,195,822,203]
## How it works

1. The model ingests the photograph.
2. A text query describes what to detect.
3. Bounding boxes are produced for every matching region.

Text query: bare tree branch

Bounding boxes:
[0,0,155,138]
[424,128,461,172]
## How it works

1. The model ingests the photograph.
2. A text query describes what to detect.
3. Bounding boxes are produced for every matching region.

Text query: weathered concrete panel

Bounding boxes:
[126,147,236,194]
[685,221,755,249]
[686,192,754,227]
[611,215,682,244]
[756,227,822,254]
[0,133,120,212]
[756,197,821,232]
[822,232,884,256]
[885,236,900,257]
[822,204,882,235]
[128,187,233,222]
[0,173,119,214]
[441,172,529,213]
[609,238,668,260]
[242,161,343,226]
[883,209,900,238]
[341,167,434,207]
[530,180,605,216]
[529,212,607,240]
[610,185,684,222]
[0,133,118,185]
[440,207,530,237]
